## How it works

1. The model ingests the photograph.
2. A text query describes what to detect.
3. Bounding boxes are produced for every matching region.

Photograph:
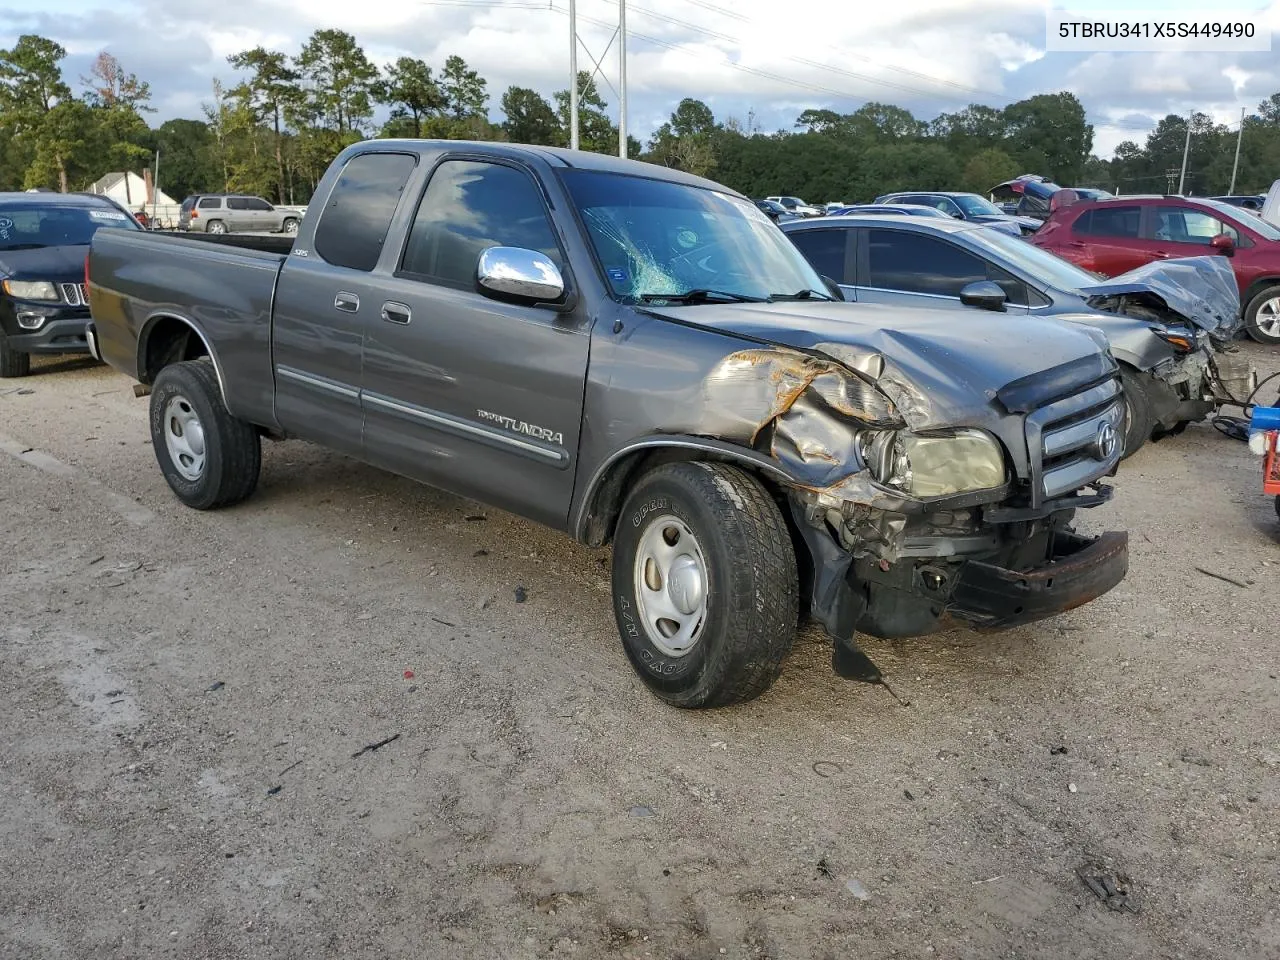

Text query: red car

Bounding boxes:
[1030,195,1280,344]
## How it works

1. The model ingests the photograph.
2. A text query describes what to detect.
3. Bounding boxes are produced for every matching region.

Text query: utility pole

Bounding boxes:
[1228,107,1245,195]
[569,0,579,150]
[1177,114,1191,194]
[1165,168,1179,194]
[152,149,160,227]
[618,0,627,158]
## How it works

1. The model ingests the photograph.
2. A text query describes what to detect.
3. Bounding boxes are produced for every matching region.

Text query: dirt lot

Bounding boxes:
[1,344,1278,960]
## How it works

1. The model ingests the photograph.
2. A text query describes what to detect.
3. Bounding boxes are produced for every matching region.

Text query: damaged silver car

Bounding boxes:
[783,215,1255,455]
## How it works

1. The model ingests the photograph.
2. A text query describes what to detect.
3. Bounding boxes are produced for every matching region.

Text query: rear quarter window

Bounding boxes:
[198,198,221,210]
[313,152,418,272]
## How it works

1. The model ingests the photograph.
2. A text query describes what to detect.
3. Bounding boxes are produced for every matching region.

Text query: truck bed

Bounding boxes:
[88,228,285,425]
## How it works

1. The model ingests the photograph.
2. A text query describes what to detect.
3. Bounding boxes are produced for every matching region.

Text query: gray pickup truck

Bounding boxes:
[86,141,1129,707]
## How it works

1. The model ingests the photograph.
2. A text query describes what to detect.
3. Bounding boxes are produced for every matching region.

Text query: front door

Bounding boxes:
[359,156,591,529]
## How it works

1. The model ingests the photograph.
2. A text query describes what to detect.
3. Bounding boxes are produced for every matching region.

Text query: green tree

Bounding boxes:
[82,52,153,185]
[147,118,219,199]
[554,71,618,154]
[1002,92,1093,183]
[227,46,300,201]
[0,34,73,189]
[960,147,1018,194]
[501,85,560,144]
[647,98,718,176]
[294,29,379,134]
[381,57,444,137]
[440,55,487,121]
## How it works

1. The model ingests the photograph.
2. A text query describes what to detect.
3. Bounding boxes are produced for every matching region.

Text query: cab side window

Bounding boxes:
[400,159,563,288]
[313,152,418,272]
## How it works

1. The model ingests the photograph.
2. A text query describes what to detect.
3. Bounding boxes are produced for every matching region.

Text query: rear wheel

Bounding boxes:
[149,359,260,509]
[282,218,299,235]
[1118,366,1153,458]
[1243,286,1280,344]
[206,220,227,236]
[611,462,799,708]
[0,337,30,378]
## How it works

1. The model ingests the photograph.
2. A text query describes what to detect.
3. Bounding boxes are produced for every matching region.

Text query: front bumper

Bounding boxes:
[2,311,91,355]
[948,530,1129,630]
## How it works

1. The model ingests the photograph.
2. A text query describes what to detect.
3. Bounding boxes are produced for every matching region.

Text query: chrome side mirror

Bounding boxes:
[477,246,566,303]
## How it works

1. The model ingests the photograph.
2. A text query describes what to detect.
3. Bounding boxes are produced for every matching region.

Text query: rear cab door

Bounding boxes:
[271,150,420,458]
[358,151,592,529]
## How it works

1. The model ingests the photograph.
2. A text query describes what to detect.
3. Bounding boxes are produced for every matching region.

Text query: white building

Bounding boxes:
[85,171,181,227]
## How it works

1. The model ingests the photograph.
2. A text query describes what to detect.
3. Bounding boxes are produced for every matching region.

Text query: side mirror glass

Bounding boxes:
[1209,233,1235,257]
[959,280,1008,311]
[477,246,566,304]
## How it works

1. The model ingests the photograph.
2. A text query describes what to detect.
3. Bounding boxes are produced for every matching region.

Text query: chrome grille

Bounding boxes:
[59,283,88,306]
[1024,378,1124,505]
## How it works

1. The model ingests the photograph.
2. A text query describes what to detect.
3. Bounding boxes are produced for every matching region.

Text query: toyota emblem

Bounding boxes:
[1093,421,1118,461]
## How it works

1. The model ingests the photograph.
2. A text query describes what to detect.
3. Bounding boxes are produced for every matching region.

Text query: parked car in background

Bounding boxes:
[0,191,142,377]
[822,201,846,213]
[782,214,1248,455]
[829,203,955,220]
[753,198,799,222]
[1066,187,1113,201]
[765,195,824,217]
[874,190,1039,235]
[1210,195,1265,212]
[178,194,303,235]
[87,139,1131,706]
[990,174,1062,221]
[1029,194,1280,344]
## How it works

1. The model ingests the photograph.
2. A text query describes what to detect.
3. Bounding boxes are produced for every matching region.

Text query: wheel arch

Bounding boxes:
[136,312,229,405]
[573,437,797,548]
[1243,276,1280,308]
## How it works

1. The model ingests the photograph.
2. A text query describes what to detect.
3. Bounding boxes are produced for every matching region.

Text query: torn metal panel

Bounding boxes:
[1081,255,1241,338]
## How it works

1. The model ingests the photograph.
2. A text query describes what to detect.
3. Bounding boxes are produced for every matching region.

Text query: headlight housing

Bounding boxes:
[2,279,59,301]
[860,428,1007,498]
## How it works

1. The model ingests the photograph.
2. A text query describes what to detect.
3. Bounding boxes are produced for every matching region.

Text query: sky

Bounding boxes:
[3,0,1279,158]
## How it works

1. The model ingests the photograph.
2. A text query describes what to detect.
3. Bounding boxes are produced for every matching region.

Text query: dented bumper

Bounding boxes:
[947,530,1129,630]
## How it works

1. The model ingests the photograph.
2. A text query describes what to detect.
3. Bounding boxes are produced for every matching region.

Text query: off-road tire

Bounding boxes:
[1243,285,1280,344]
[149,359,260,509]
[611,461,799,708]
[1118,365,1153,458]
[0,337,30,378]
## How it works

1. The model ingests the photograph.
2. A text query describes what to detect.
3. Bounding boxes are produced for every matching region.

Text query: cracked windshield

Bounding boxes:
[560,169,827,302]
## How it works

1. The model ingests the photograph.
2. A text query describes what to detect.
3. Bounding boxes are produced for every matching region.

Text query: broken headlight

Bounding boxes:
[860,428,1007,498]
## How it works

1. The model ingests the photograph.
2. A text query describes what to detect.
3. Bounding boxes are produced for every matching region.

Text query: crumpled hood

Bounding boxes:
[643,300,1113,431]
[1078,255,1241,337]
[0,244,89,282]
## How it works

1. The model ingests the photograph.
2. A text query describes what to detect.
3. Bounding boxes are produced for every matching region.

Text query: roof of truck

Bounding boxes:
[354,139,743,197]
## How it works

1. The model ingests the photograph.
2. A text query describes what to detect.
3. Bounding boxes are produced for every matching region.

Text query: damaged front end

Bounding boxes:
[697,344,1129,679]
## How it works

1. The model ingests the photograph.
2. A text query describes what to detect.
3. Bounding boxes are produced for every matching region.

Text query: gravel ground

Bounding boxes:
[1,344,1278,960]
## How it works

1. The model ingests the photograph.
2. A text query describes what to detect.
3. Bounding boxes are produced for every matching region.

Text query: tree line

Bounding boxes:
[3,31,1279,207]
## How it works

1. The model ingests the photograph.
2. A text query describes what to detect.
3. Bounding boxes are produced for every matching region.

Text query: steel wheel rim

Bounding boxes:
[1256,297,1280,337]
[633,514,709,658]
[163,394,207,481]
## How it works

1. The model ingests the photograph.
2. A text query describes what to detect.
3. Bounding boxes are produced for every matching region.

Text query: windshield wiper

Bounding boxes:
[768,288,835,302]
[635,288,766,304]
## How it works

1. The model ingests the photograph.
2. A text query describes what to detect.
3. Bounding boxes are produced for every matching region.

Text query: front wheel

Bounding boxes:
[0,337,30,378]
[1243,286,1280,344]
[1118,366,1153,458]
[611,462,799,708]
[149,359,261,509]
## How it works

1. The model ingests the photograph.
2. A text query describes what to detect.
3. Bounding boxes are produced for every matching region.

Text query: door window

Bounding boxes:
[246,197,275,211]
[400,159,563,287]
[313,152,418,272]
[789,229,848,282]
[197,197,221,210]
[226,197,249,210]
[1076,205,1141,238]
[866,229,985,297]
[1150,205,1239,244]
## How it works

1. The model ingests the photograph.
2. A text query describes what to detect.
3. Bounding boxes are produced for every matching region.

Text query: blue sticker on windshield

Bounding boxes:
[607,267,627,283]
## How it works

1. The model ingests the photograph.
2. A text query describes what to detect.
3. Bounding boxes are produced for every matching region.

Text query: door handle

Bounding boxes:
[334,292,360,312]
[381,301,412,324]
